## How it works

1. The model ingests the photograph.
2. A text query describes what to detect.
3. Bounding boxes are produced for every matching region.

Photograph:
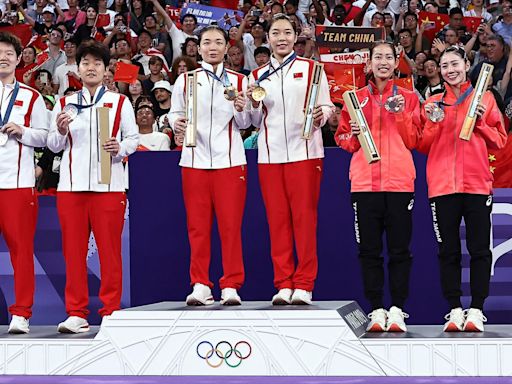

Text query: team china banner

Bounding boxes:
[315,26,385,50]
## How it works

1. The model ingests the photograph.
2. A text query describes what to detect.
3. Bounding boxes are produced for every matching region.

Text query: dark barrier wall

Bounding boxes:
[129,149,512,324]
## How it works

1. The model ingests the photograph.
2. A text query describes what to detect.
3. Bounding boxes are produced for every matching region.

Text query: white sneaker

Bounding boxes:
[366,308,387,332]
[443,307,465,332]
[57,316,90,333]
[220,288,242,305]
[463,308,487,332]
[291,289,313,305]
[186,283,214,306]
[8,315,29,334]
[272,288,293,305]
[386,306,409,332]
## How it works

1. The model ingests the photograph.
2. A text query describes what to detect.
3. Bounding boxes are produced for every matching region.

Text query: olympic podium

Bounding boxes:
[0,301,512,376]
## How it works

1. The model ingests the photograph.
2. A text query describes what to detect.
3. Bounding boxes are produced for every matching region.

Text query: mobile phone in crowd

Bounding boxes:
[40,72,48,85]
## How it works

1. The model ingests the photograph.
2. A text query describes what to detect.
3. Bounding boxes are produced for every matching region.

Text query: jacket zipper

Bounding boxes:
[88,96,92,191]
[379,94,382,191]
[281,69,290,162]
[209,79,214,168]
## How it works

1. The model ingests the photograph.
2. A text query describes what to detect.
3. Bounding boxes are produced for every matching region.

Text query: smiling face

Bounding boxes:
[78,53,106,89]
[268,18,296,60]
[369,43,397,80]
[0,42,21,79]
[440,51,469,87]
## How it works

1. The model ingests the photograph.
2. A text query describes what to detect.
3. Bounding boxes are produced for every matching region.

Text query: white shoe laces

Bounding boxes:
[465,309,487,322]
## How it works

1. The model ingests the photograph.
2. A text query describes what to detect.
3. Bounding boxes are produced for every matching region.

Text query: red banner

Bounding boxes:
[490,134,512,188]
[210,0,239,10]
[95,13,110,28]
[418,11,449,42]
[0,24,32,47]
[322,62,366,104]
[394,76,414,91]
[113,61,139,84]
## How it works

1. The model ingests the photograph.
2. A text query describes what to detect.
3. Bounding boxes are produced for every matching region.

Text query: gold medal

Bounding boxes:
[252,86,266,102]
[224,86,238,101]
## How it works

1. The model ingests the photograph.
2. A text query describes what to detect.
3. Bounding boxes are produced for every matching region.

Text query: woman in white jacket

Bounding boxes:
[248,14,334,305]
[169,25,251,306]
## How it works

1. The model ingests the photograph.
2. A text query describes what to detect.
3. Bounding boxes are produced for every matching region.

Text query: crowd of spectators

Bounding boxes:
[1,0,511,190]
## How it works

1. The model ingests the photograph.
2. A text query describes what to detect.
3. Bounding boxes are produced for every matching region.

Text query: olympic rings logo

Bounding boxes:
[196,340,252,368]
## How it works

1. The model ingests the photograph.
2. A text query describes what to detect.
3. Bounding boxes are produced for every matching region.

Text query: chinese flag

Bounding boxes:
[113,61,139,84]
[490,134,512,188]
[27,34,48,52]
[67,73,83,89]
[95,13,110,28]
[397,51,412,75]
[323,62,365,104]
[463,16,482,34]
[0,24,32,47]
[418,11,450,43]
[36,52,49,66]
[394,76,414,91]
[211,0,238,9]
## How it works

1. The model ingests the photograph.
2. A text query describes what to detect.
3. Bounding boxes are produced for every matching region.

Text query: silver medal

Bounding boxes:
[428,105,445,123]
[63,104,78,121]
[384,97,400,113]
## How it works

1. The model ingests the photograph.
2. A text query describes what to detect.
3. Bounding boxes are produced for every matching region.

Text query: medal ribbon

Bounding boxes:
[0,82,20,126]
[67,86,108,114]
[255,53,297,86]
[203,67,232,89]
[437,85,473,111]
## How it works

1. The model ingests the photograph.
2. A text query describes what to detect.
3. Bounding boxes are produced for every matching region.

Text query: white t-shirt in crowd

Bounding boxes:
[53,62,78,95]
[139,132,171,151]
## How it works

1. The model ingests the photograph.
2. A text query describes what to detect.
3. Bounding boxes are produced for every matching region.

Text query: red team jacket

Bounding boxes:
[335,80,421,193]
[418,82,507,198]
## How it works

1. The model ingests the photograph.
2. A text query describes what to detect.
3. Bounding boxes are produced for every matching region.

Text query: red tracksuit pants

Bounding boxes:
[182,165,247,290]
[0,188,37,319]
[57,192,126,319]
[258,159,323,291]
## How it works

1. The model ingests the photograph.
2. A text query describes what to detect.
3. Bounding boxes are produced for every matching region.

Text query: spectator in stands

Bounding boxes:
[38,28,66,77]
[142,55,164,94]
[136,103,171,151]
[128,0,146,34]
[227,44,250,75]
[285,0,308,25]
[97,0,115,31]
[22,2,64,36]
[143,13,169,57]
[362,0,400,27]
[436,8,464,41]
[463,0,492,22]
[414,51,428,91]
[110,0,128,18]
[422,57,444,99]
[383,12,395,41]
[168,55,196,86]
[399,29,416,60]
[15,46,37,83]
[254,46,270,66]
[492,0,512,45]
[74,5,106,43]
[114,38,132,61]
[152,80,172,125]
[34,69,55,96]
[103,68,119,92]
[444,27,460,46]
[470,34,508,95]
[27,0,50,23]
[128,78,144,107]
[235,14,268,71]
[181,36,199,65]
[57,0,85,31]
[53,36,78,95]
[321,103,341,147]
[400,12,430,52]
[434,0,450,14]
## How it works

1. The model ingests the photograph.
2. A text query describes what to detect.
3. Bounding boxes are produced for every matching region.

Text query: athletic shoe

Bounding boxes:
[57,316,90,333]
[8,315,29,334]
[386,306,409,332]
[186,283,214,306]
[366,308,387,332]
[271,288,293,305]
[220,288,242,305]
[443,307,465,332]
[463,308,487,332]
[291,289,313,305]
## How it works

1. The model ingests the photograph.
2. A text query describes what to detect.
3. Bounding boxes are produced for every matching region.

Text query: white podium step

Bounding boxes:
[0,302,510,376]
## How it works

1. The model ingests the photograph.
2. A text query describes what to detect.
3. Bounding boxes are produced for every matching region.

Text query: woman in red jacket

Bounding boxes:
[420,46,507,332]
[336,41,421,333]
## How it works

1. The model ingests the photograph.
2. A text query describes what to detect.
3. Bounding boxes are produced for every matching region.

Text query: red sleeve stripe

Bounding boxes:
[112,95,125,138]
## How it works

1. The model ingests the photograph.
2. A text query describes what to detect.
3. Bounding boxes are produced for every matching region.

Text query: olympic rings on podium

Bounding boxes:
[196,340,252,368]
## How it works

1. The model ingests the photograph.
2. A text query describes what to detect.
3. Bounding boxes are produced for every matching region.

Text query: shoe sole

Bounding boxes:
[57,325,90,334]
[272,298,291,305]
[291,298,312,305]
[387,323,406,332]
[463,322,483,332]
[366,323,386,332]
[220,298,242,305]
[8,328,29,335]
[186,297,214,306]
[444,322,463,332]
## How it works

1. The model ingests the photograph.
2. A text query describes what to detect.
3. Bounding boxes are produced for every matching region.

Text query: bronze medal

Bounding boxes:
[224,86,238,101]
